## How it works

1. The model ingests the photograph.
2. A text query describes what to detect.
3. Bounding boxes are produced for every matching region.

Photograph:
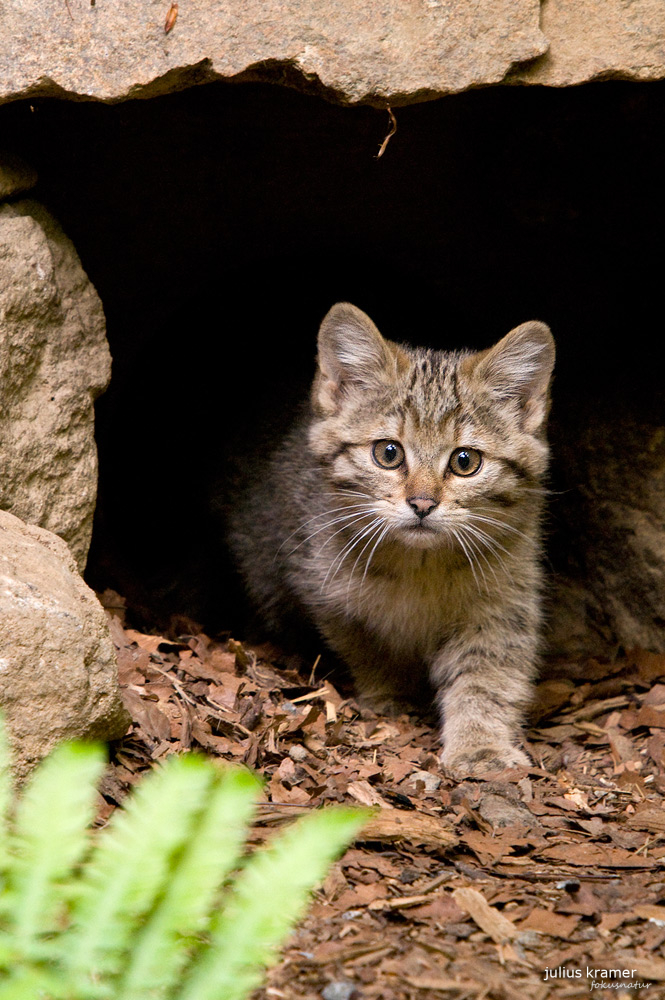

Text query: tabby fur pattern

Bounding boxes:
[229,303,555,775]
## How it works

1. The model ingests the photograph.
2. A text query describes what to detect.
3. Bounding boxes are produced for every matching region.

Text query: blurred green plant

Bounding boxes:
[0,717,366,999]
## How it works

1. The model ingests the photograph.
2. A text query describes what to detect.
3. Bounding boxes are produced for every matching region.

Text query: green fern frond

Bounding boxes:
[64,753,220,982]
[0,716,367,1000]
[8,741,106,953]
[117,765,260,998]
[177,805,369,1000]
[0,964,66,1000]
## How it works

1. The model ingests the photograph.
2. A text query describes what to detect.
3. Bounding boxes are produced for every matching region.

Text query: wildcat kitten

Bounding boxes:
[229,303,555,776]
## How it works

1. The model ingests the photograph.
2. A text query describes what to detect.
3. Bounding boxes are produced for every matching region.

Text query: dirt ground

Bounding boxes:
[98,591,665,1000]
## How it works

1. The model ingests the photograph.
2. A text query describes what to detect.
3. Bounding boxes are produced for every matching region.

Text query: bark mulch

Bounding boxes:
[99,591,665,1000]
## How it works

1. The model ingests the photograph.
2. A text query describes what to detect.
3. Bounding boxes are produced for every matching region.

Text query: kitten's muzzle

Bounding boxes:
[407,496,439,519]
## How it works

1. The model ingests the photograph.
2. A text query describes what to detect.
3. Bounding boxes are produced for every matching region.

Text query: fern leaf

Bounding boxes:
[118,765,260,997]
[64,753,222,983]
[0,965,66,1000]
[177,805,368,1000]
[8,741,106,951]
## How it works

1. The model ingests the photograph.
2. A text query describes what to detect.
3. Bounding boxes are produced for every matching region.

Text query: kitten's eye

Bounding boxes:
[449,447,482,477]
[372,440,405,469]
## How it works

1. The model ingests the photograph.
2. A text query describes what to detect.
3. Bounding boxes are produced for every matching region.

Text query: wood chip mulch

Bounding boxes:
[98,590,665,1000]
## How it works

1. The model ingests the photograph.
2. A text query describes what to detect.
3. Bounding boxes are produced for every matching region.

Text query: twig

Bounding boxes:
[149,661,197,705]
[308,653,321,686]
[376,105,397,159]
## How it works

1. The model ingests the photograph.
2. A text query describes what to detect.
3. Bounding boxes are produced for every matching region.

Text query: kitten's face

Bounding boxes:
[309,303,555,557]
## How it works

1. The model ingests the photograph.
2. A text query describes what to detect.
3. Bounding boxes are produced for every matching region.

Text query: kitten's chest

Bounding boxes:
[342,554,474,658]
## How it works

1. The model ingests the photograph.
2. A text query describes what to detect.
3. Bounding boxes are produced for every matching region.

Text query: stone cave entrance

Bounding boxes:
[1,79,663,658]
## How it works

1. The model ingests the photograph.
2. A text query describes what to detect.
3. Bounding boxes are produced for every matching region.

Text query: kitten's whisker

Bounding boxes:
[466,510,534,544]
[288,509,378,559]
[313,510,382,558]
[520,486,552,496]
[337,489,375,500]
[322,517,384,592]
[347,518,388,597]
[466,504,525,524]
[460,527,495,591]
[328,518,384,587]
[461,530,502,588]
[317,489,376,503]
[461,524,515,587]
[321,520,372,588]
[449,527,485,594]
[460,520,502,556]
[276,502,370,550]
[361,522,391,585]
[276,503,378,559]
[464,522,513,560]
[319,490,373,499]
[459,506,532,536]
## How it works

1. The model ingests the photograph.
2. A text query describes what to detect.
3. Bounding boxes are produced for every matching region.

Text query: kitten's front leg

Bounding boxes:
[432,627,536,777]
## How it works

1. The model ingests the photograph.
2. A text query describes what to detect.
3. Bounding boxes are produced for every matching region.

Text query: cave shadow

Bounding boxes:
[0,79,662,633]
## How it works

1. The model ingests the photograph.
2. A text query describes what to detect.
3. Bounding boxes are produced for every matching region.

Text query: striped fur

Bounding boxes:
[229,303,555,776]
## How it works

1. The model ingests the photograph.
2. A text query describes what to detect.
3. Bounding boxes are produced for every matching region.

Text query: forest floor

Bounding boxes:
[99,591,665,1000]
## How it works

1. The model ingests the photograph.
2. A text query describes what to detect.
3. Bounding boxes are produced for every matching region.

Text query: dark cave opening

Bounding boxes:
[0,79,663,637]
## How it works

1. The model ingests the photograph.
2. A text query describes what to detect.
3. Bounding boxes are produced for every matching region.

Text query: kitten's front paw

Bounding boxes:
[440,743,530,778]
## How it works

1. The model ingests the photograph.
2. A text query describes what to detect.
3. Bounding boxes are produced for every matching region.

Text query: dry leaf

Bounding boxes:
[539,842,655,868]
[100,614,665,1000]
[164,2,178,33]
[519,908,580,938]
[629,958,665,981]
[633,904,665,925]
[627,808,665,833]
[347,780,384,807]
[402,976,472,991]
[452,887,517,944]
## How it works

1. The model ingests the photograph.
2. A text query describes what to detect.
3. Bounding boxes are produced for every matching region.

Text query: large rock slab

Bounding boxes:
[0,0,546,106]
[1,0,665,106]
[514,0,665,87]
[0,199,111,570]
[0,510,128,780]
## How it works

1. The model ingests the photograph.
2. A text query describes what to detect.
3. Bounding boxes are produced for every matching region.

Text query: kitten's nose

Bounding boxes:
[408,496,439,519]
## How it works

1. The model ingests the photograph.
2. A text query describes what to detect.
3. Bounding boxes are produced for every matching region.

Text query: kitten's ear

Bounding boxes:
[315,302,395,413]
[475,321,555,432]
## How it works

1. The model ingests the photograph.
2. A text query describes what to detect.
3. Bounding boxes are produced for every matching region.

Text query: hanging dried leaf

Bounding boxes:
[164,2,178,33]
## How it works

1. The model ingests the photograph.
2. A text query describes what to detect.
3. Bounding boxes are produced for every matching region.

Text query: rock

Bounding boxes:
[0,0,546,106]
[477,791,536,831]
[0,150,37,199]
[0,510,129,781]
[408,769,442,794]
[321,981,359,1000]
[452,780,540,831]
[0,200,111,571]
[514,0,665,87]
[1,0,664,106]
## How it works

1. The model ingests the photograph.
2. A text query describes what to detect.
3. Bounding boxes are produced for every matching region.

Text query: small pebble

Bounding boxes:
[408,769,441,793]
[446,921,475,939]
[322,980,358,1000]
[289,744,308,761]
[516,930,542,949]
